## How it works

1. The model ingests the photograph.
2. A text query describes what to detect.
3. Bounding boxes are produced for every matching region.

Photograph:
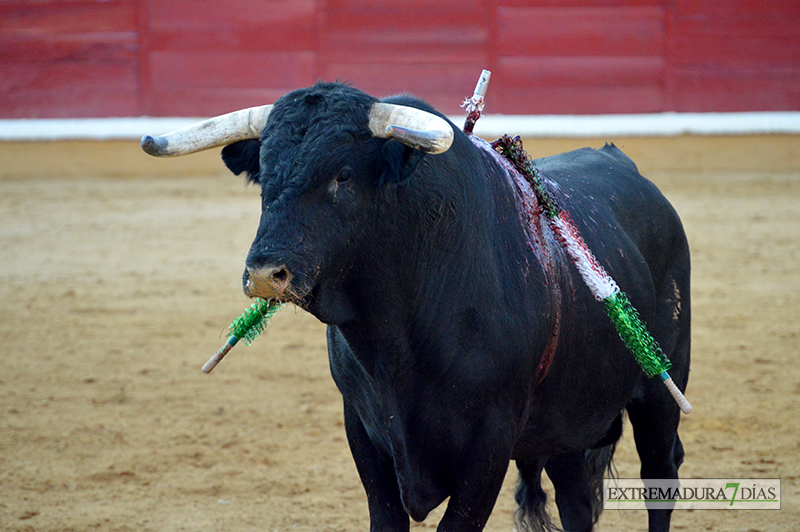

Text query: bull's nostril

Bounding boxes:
[272,268,289,283]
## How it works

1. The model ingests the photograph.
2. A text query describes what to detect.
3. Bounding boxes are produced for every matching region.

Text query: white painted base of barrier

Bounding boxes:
[1,112,798,141]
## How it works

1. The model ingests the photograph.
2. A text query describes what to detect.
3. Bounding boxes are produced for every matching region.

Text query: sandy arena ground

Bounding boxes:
[1,139,798,531]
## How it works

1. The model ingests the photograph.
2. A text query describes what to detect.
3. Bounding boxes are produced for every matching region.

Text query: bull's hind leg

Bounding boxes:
[621,235,690,531]
[544,452,593,532]
[627,385,684,532]
[626,306,689,532]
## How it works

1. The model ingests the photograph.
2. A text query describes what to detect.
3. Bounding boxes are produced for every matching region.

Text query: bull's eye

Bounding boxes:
[336,167,353,183]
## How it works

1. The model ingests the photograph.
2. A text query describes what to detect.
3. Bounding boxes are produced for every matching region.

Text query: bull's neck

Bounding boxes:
[336,145,559,375]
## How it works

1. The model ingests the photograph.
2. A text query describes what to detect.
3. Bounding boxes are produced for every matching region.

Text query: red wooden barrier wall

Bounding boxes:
[2,0,798,118]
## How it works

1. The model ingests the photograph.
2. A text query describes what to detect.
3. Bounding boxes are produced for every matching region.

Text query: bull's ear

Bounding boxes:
[222,140,261,184]
[377,140,424,186]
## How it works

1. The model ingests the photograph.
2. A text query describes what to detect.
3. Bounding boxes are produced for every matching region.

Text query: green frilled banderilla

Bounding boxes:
[202,298,283,373]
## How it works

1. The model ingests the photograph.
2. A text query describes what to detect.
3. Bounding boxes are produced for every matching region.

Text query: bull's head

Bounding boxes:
[142,83,455,324]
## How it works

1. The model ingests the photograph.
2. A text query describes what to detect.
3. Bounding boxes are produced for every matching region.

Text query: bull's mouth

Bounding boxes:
[243,264,355,324]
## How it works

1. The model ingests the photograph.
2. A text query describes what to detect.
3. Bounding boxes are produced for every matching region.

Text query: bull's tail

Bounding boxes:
[585,441,618,524]
[514,461,555,532]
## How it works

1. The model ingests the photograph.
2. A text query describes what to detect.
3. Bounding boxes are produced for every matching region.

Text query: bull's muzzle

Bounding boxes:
[244,265,293,300]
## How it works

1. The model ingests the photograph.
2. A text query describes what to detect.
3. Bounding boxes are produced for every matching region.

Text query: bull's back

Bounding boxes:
[534,143,687,289]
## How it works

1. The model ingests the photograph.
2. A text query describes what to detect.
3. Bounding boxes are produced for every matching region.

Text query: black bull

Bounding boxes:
[213,83,690,532]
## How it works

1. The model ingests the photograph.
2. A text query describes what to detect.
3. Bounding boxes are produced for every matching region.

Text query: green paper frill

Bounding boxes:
[603,292,671,378]
[228,298,282,345]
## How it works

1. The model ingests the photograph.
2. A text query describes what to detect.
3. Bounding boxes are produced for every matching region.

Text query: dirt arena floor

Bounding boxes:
[1,138,798,531]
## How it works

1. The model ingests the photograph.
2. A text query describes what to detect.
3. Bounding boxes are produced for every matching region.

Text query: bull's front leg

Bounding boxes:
[436,410,514,532]
[343,401,410,532]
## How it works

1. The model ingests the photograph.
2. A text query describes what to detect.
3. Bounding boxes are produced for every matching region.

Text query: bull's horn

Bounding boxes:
[368,103,454,154]
[140,105,273,157]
